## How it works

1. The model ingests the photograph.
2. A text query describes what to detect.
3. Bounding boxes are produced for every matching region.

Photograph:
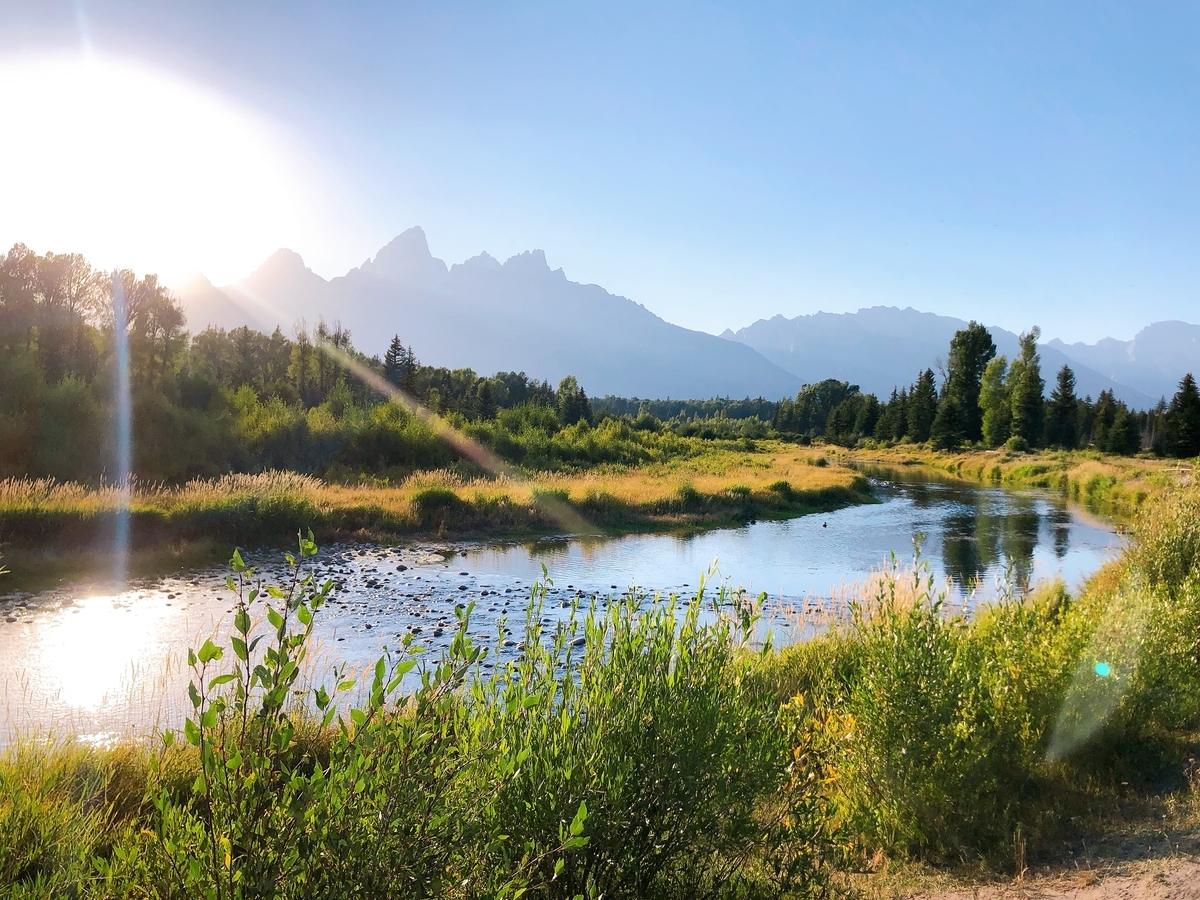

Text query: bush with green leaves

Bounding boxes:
[83,537,833,899]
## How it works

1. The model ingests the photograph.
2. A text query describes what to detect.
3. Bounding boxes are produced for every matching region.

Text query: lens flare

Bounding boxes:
[1046,580,1149,762]
[219,283,599,537]
[111,271,132,585]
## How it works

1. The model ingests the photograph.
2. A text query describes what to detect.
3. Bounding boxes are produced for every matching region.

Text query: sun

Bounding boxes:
[0,53,318,286]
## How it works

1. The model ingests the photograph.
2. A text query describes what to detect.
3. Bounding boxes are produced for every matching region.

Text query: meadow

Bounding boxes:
[2,460,1198,898]
[0,442,868,588]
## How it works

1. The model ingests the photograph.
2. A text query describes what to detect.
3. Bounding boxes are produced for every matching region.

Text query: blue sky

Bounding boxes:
[2,1,1198,341]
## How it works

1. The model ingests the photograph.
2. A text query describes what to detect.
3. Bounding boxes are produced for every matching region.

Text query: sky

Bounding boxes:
[0,1,1198,343]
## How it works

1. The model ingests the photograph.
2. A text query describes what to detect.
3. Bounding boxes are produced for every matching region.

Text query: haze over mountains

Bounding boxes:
[725,309,1161,408]
[179,228,1197,407]
[179,228,802,400]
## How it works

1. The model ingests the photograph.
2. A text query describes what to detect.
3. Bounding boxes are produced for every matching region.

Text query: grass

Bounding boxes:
[838,445,1191,520]
[0,443,869,588]
[3,457,1199,897]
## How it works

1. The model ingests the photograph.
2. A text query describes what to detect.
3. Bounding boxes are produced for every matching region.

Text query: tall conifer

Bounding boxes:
[1009,328,1045,446]
[1046,365,1079,449]
[1166,373,1200,458]
[907,369,938,443]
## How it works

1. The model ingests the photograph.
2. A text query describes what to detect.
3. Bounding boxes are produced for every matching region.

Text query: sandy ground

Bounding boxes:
[901,859,1200,899]
[864,826,1200,900]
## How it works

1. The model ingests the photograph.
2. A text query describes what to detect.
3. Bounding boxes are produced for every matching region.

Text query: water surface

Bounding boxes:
[0,469,1119,745]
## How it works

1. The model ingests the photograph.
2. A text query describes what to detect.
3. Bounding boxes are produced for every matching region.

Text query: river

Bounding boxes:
[0,468,1119,746]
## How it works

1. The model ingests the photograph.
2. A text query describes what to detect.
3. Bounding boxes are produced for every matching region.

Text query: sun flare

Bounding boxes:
[0,54,318,285]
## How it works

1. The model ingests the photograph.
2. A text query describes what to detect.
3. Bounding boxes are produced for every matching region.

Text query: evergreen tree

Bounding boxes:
[852,393,881,438]
[1107,403,1142,455]
[930,395,964,450]
[979,355,1011,447]
[874,387,906,442]
[1009,328,1044,446]
[475,379,497,419]
[1166,373,1200,458]
[1045,364,1079,449]
[1091,390,1116,449]
[942,322,996,443]
[383,335,405,387]
[907,369,938,443]
[400,344,418,394]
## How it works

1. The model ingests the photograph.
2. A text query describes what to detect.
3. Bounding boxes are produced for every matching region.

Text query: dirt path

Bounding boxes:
[902,859,1200,899]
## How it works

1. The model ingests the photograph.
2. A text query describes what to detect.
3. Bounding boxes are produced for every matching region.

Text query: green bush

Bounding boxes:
[69,541,834,898]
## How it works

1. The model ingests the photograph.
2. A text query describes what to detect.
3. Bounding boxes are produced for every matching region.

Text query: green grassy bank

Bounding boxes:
[3,478,1199,897]
[840,445,1191,520]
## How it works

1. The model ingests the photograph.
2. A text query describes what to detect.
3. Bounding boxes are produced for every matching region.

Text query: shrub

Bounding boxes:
[1005,435,1030,453]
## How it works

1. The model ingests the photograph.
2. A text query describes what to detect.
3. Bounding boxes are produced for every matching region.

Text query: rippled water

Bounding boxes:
[0,470,1119,745]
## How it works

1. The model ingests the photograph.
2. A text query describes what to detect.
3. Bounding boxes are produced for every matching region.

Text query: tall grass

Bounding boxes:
[762,478,1200,869]
[0,446,870,563]
[1,537,835,899]
[4,478,1199,893]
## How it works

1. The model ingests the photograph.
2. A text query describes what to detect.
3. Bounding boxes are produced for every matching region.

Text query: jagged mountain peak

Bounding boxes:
[176,227,802,400]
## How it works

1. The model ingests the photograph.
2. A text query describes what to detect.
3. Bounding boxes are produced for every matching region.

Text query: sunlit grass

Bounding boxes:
[838,445,1189,519]
[0,444,869,562]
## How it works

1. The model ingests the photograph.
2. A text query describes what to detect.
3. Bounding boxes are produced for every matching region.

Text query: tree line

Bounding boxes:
[772,322,1200,458]
[3,243,1199,484]
[1,244,618,481]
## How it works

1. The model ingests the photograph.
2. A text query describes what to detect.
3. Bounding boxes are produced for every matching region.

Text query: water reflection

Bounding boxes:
[856,465,1113,596]
[0,466,1118,745]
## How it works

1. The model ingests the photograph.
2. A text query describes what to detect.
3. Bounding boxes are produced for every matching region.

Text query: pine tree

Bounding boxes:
[873,388,904,442]
[475,380,497,419]
[1107,403,1142,455]
[1166,373,1200,458]
[400,344,418,394]
[383,335,404,387]
[1091,390,1116,448]
[930,394,964,449]
[907,369,938,443]
[1009,328,1045,446]
[1045,364,1079,449]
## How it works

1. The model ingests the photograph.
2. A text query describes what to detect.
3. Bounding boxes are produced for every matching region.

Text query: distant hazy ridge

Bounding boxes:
[180,228,1194,405]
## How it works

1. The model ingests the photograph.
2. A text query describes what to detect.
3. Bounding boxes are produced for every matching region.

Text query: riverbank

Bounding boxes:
[0,444,871,589]
[836,445,1190,520]
[2,475,1198,897]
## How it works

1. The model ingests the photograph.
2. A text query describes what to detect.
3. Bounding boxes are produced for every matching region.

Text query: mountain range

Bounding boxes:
[723,308,1162,408]
[179,228,802,400]
[178,227,1198,407]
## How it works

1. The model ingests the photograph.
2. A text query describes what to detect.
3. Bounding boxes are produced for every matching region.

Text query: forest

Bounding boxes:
[2,245,1199,488]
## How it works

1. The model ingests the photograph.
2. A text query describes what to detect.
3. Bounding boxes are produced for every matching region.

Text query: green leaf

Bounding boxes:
[569,800,587,836]
[231,636,248,662]
[296,604,313,627]
[267,606,284,630]
[231,549,245,572]
[198,639,223,664]
[233,608,250,635]
[188,682,201,709]
[184,718,201,746]
[208,673,236,689]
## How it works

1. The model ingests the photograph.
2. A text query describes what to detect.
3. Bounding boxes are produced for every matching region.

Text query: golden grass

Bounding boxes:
[0,445,870,582]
